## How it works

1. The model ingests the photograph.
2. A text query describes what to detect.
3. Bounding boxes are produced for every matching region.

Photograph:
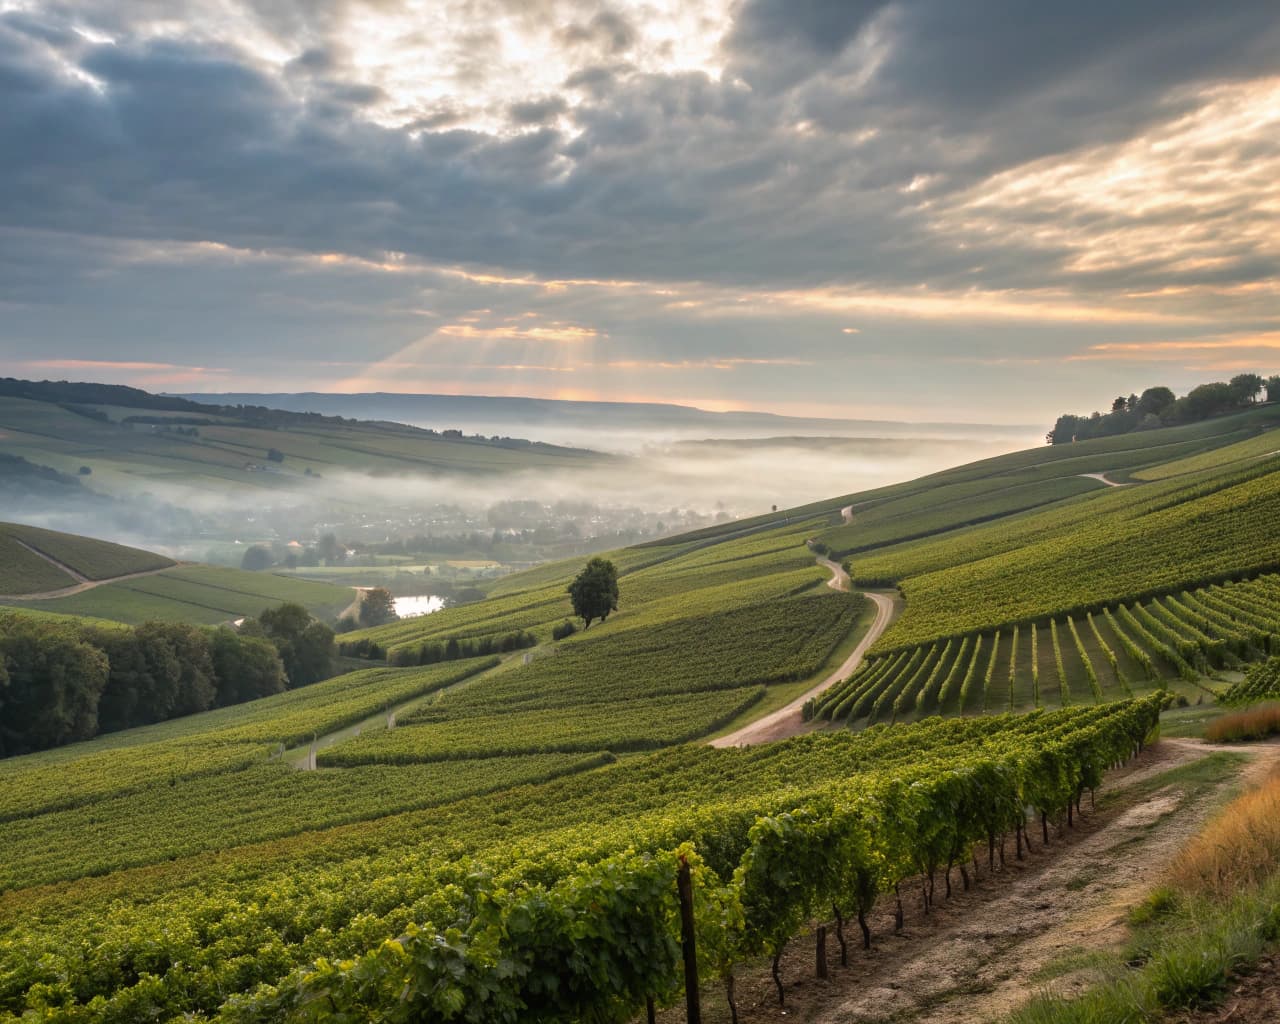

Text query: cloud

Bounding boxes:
[19,359,229,372]
[1071,332,1280,361]
[0,1,1278,422]
[437,320,601,343]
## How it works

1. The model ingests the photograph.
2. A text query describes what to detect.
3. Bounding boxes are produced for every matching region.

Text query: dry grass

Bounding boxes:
[1167,764,1280,900]
[1204,703,1280,743]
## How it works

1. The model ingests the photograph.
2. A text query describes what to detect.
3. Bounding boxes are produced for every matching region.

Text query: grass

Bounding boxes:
[1157,702,1231,738]
[1010,759,1280,1024]
[1098,750,1247,809]
[1205,703,1280,743]
[1167,763,1280,897]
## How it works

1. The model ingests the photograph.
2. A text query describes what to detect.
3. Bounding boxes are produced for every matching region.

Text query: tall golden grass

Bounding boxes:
[1204,703,1280,743]
[1167,764,1280,900]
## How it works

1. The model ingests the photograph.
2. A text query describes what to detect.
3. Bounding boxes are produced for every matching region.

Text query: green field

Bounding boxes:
[3,405,1280,1023]
[812,572,1280,726]
[0,697,1159,1022]
[0,534,76,594]
[1,561,354,623]
[0,521,173,593]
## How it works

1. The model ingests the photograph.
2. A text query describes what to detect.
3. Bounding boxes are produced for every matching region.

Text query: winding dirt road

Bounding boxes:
[711,556,897,748]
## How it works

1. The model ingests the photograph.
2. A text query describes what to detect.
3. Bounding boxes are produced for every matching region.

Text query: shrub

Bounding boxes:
[552,620,577,641]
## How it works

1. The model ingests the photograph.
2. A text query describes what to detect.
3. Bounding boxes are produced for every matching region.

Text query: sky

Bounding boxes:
[1,0,1278,424]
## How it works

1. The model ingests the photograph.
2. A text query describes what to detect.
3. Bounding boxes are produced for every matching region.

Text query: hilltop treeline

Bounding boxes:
[1047,374,1279,444]
[0,604,335,757]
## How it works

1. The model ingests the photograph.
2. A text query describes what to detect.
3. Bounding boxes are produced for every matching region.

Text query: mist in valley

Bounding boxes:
[3,427,1035,574]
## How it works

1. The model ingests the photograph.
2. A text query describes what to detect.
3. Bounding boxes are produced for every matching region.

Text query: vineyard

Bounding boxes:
[316,687,766,764]
[0,699,1159,1023]
[0,534,77,594]
[318,588,862,766]
[0,521,174,581]
[0,657,498,824]
[3,403,1280,1024]
[812,573,1280,725]
[337,527,829,667]
[865,461,1280,649]
[817,473,1104,557]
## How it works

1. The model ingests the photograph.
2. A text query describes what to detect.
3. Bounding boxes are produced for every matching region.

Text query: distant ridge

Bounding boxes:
[174,392,1036,438]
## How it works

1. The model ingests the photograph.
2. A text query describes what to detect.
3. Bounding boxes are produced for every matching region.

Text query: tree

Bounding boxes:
[1229,373,1264,406]
[1110,396,1127,414]
[0,616,108,756]
[241,545,272,571]
[258,602,335,687]
[317,533,343,566]
[359,587,398,627]
[209,628,286,704]
[1180,381,1234,421]
[567,557,619,629]
[1135,386,1176,418]
[1268,376,1280,404]
[266,447,284,463]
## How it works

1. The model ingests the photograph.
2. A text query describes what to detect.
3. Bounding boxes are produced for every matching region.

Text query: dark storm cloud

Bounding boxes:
[0,0,1277,302]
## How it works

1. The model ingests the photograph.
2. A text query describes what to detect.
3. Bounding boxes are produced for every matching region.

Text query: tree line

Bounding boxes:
[1047,374,1278,444]
[0,603,336,757]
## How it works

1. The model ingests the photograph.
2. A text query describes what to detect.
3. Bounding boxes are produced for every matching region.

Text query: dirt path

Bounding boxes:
[692,736,1280,1024]
[1078,471,1129,487]
[1,539,178,600]
[710,557,897,747]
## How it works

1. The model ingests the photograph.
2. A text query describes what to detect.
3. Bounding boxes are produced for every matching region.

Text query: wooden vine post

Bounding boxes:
[676,855,702,1024]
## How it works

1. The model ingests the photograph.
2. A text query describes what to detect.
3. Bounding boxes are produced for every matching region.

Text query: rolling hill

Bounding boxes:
[0,379,608,505]
[2,404,1279,1023]
[0,522,352,623]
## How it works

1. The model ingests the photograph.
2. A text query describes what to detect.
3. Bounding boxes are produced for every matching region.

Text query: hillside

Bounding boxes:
[2,408,1280,1022]
[0,522,351,623]
[0,521,173,595]
[0,381,607,503]
[176,390,1036,441]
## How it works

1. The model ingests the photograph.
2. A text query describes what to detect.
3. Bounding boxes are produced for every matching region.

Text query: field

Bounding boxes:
[0,534,77,594]
[4,405,1280,1023]
[1,561,354,623]
[0,522,354,625]
[0,695,1157,1022]
[0,521,173,594]
[0,393,608,503]
[812,573,1280,725]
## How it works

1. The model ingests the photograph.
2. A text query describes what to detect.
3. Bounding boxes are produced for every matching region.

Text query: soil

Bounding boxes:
[661,736,1280,1024]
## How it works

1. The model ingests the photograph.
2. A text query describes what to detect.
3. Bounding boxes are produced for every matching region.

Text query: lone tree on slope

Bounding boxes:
[567,557,619,629]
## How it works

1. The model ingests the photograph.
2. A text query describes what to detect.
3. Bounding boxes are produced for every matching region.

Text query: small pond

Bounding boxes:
[393,594,446,618]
